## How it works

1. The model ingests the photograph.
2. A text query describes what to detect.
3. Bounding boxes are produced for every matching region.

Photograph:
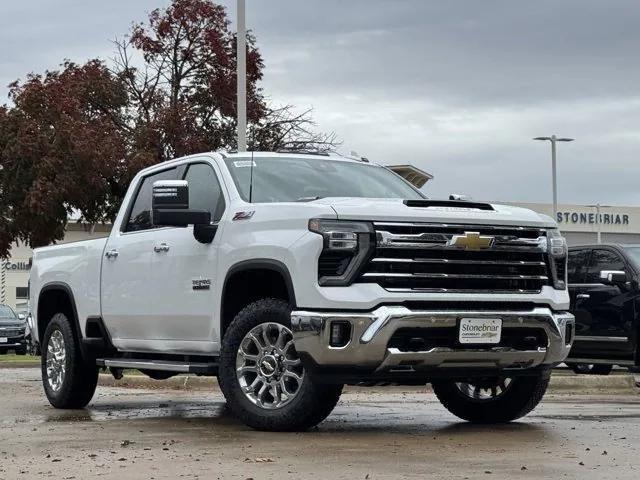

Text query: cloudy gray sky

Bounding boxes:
[2,0,639,205]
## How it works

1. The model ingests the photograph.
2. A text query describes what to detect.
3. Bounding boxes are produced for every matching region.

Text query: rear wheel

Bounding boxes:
[41,313,99,409]
[218,298,342,431]
[432,373,550,423]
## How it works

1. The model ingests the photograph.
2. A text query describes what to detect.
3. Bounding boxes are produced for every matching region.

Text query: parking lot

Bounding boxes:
[1,367,639,480]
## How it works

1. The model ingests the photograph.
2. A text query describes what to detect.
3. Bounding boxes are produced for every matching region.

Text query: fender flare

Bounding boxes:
[220,259,297,325]
[38,282,86,358]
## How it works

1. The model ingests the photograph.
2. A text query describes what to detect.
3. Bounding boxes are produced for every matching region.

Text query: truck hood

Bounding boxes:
[314,198,556,228]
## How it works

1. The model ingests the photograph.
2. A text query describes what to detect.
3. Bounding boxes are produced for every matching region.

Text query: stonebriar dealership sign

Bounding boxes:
[556,211,630,226]
[502,202,640,234]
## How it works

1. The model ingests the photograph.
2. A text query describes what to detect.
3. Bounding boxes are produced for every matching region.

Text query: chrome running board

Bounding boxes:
[96,358,217,374]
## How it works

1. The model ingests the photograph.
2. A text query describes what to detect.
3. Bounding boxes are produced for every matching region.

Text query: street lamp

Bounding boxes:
[237,0,247,152]
[533,135,574,220]
[586,204,611,244]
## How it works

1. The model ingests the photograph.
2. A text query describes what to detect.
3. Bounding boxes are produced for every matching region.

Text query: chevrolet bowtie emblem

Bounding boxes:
[447,231,495,250]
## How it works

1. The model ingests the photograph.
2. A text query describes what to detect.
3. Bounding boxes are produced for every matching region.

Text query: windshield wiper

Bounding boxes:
[296,196,323,202]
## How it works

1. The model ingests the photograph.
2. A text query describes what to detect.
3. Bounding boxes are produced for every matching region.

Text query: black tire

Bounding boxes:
[41,313,99,409]
[15,346,27,356]
[218,298,343,431]
[432,373,550,423]
[566,362,613,375]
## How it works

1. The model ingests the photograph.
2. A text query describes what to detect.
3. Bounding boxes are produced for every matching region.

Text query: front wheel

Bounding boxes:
[432,373,550,423]
[218,298,342,431]
[15,346,27,356]
[41,313,99,409]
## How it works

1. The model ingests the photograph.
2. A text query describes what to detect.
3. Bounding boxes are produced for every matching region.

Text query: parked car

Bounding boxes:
[29,151,574,431]
[0,304,28,355]
[566,244,640,374]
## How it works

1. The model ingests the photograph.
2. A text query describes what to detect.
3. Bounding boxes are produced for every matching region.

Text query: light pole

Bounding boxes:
[0,260,6,304]
[587,204,611,244]
[533,135,574,220]
[236,0,247,152]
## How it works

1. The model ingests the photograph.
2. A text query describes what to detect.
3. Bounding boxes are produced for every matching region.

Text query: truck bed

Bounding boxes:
[31,238,108,340]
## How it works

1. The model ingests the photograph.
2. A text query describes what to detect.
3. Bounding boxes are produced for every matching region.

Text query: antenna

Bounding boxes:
[248,150,254,203]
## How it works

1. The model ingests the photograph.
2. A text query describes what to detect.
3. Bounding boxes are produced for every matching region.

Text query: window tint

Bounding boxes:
[183,163,226,221]
[125,168,177,232]
[586,249,626,283]
[568,249,589,284]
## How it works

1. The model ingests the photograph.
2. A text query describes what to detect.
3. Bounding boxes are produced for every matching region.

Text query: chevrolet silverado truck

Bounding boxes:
[30,151,574,431]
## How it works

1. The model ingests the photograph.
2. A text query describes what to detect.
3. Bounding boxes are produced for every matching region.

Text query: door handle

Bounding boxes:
[576,293,590,300]
[153,243,170,253]
[105,249,119,259]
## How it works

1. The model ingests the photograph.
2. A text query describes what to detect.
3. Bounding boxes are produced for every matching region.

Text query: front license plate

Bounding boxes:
[0,338,7,344]
[459,318,502,344]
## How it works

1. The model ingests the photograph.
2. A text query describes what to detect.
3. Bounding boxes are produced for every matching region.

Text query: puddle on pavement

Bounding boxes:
[42,400,229,424]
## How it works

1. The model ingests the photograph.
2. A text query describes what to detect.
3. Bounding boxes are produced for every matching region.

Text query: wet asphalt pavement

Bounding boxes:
[1,368,640,479]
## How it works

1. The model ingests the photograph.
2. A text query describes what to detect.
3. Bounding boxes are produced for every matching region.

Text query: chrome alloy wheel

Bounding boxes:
[46,330,67,392]
[236,323,304,410]
[455,378,513,402]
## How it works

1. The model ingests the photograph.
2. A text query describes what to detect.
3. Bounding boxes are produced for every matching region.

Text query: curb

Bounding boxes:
[2,365,635,394]
[97,372,640,395]
[549,373,637,392]
[0,362,40,369]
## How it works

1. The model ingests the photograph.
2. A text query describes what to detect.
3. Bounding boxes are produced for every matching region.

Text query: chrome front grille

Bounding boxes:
[0,327,25,337]
[357,223,551,293]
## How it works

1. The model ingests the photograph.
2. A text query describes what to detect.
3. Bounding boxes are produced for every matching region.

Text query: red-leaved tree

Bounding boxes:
[0,0,337,257]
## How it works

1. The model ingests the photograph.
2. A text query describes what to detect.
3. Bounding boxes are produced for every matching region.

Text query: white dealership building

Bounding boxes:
[3,197,640,311]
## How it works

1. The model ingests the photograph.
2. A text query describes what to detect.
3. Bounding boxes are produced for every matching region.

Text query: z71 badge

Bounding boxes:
[192,279,211,291]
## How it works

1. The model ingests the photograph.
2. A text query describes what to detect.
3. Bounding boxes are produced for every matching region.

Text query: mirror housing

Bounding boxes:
[17,313,25,321]
[600,270,627,286]
[152,180,211,227]
[449,193,473,201]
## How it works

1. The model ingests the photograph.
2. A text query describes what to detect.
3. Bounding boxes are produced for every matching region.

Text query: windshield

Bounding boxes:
[224,156,424,203]
[0,305,16,320]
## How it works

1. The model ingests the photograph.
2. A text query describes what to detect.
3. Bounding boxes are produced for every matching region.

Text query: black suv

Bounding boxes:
[566,244,640,374]
[0,304,27,355]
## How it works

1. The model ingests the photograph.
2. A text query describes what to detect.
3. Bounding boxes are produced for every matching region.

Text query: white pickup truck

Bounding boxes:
[30,151,574,431]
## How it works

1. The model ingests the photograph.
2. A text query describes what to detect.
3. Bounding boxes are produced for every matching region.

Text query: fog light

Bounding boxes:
[329,321,351,348]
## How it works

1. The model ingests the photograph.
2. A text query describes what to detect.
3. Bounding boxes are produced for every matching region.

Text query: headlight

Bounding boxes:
[547,229,568,290]
[309,219,374,286]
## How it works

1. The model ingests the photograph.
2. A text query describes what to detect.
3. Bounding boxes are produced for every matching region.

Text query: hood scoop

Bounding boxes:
[403,199,495,211]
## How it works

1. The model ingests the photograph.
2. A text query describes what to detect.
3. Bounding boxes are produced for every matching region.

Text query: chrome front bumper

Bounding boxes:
[291,307,574,373]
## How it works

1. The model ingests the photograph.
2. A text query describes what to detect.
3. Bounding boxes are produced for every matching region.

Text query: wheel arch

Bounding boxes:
[220,259,297,339]
[37,282,85,357]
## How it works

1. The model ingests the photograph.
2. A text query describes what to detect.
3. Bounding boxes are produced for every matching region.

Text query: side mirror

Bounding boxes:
[449,193,473,201]
[600,270,627,286]
[17,313,25,321]
[152,180,211,227]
